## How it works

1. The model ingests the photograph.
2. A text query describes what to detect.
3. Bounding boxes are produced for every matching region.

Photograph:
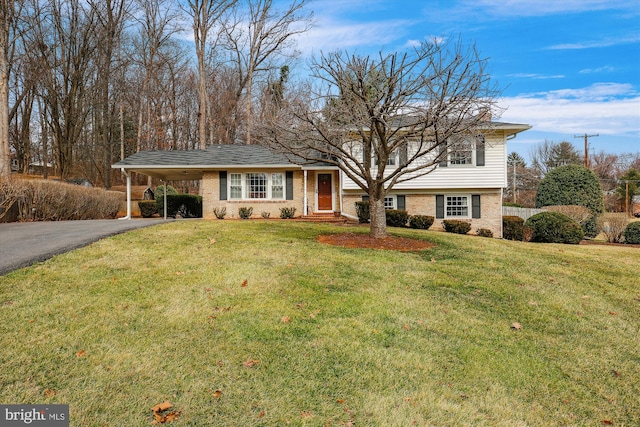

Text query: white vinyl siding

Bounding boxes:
[341,133,506,190]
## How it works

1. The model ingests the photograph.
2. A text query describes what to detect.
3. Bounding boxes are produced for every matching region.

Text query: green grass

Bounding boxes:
[0,221,638,426]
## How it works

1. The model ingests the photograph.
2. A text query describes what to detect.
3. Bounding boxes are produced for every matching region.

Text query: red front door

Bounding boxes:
[318,173,332,211]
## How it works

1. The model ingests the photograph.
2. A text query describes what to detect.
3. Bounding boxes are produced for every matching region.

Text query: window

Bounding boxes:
[271,173,284,199]
[384,196,396,209]
[228,172,284,200]
[247,173,267,198]
[449,137,474,165]
[446,195,469,217]
[230,173,242,199]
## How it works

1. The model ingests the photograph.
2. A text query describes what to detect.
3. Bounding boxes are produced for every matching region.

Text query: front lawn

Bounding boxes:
[0,221,638,426]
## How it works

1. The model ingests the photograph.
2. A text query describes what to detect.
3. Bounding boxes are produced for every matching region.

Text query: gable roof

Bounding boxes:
[112,144,335,180]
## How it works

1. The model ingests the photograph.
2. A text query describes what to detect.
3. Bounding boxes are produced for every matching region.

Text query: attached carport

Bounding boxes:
[112,150,206,220]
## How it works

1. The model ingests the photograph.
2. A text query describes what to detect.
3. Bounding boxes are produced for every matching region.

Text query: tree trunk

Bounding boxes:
[0,30,8,177]
[369,196,388,239]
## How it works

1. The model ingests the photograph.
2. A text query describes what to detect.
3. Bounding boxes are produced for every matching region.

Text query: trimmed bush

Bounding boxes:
[279,207,296,219]
[261,211,271,219]
[238,207,253,219]
[623,221,640,244]
[385,209,409,227]
[442,220,472,235]
[535,165,604,215]
[535,164,605,240]
[477,228,493,238]
[355,201,370,223]
[213,207,226,219]
[156,194,203,218]
[409,215,434,230]
[502,215,525,241]
[0,177,122,221]
[525,211,584,244]
[596,214,628,243]
[138,200,157,218]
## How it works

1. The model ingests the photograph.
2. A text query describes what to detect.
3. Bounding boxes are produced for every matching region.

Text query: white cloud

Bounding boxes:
[508,73,566,80]
[296,19,412,56]
[462,0,638,17]
[579,66,616,74]
[499,83,640,137]
[546,34,640,50]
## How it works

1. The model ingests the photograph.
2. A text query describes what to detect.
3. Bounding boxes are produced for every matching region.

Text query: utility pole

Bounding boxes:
[574,133,598,168]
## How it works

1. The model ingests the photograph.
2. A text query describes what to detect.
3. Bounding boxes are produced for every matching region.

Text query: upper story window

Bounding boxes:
[440,134,485,167]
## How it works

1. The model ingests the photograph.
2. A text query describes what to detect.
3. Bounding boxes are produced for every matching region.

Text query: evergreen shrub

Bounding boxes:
[525,211,584,244]
[623,221,640,244]
[279,207,297,219]
[238,207,253,219]
[409,215,434,230]
[442,220,471,235]
[355,201,370,223]
[503,215,525,241]
[385,209,409,227]
[138,200,157,218]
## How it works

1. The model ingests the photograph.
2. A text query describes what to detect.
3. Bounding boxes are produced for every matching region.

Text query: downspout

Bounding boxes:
[338,170,343,214]
[303,170,308,216]
[118,168,131,220]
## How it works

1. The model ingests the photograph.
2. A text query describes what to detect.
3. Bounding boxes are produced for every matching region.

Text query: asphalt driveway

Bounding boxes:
[0,219,168,276]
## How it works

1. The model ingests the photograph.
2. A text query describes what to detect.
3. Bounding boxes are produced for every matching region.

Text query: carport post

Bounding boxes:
[161,179,167,220]
[119,168,131,220]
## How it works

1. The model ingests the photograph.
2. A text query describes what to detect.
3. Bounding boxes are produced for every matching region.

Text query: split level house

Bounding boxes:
[113,120,530,238]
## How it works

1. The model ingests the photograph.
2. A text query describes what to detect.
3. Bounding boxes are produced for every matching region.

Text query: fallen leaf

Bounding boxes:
[511,322,523,330]
[402,324,411,331]
[258,410,265,418]
[151,401,173,413]
[611,370,621,377]
[602,420,613,425]
[609,311,618,316]
[281,316,291,323]
[336,399,345,404]
[205,288,213,292]
[213,390,222,398]
[301,411,313,418]
[243,358,260,368]
[163,411,181,423]
[4,301,13,305]
[75,350,87,357]
[175,271,185,276]
[431,257,436,263]
[43,389,56,397]
[241,279,248,287]
[209,238,216,244]
[217,360,224,366]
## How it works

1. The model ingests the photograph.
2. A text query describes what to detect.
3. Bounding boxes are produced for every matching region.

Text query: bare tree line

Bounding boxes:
[0,0,312,186]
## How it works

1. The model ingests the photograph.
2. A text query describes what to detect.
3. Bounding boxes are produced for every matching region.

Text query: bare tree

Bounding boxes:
[222,0,311,144]
[133,0,180,153]
[183,0,235,149]
[530,140,581,176]
[0,0,21,177]
[89,0,129,188]
[260,39,499,238]
[33,0,98,179]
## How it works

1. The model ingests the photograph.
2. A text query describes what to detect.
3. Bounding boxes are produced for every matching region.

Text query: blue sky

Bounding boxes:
[290,0,640,163]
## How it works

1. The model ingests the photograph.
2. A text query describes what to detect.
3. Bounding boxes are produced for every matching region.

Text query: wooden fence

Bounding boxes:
[502,206,545,221]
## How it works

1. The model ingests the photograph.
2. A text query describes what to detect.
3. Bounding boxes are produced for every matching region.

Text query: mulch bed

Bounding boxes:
[318,233,435,251]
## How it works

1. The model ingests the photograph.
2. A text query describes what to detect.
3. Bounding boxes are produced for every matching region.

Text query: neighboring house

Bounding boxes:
[113,121,530,237]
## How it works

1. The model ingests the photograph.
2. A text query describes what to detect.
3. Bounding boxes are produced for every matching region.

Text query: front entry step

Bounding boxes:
[296,213,353,224]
